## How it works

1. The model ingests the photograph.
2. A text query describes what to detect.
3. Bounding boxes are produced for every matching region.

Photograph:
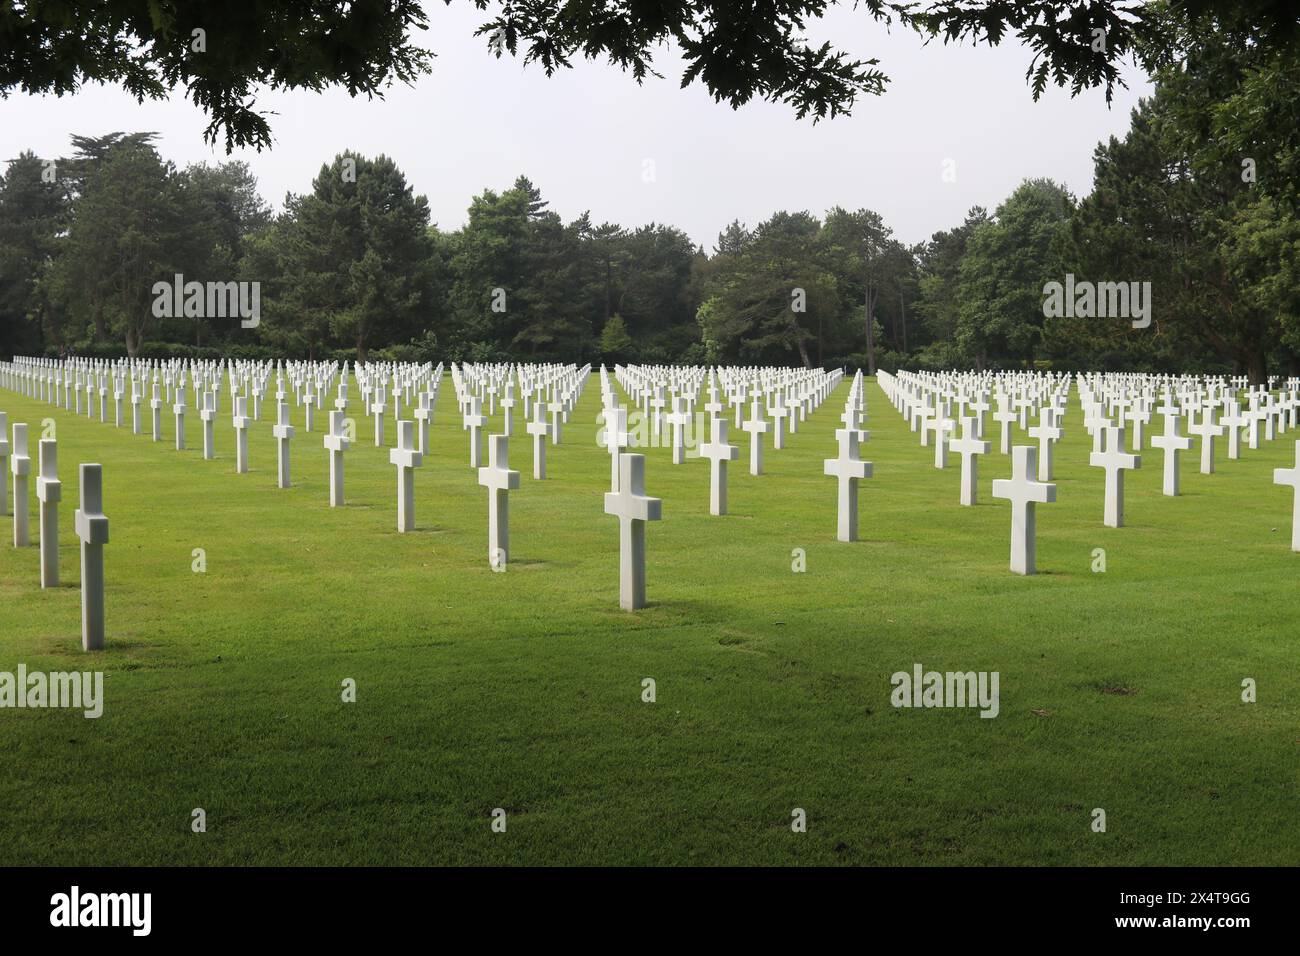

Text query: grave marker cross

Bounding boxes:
[823,428,873,541]
[74,463,109,651]
[1273,441,1300,552]
[273,400,295,488]
[741,392,771,476]
[36,438,60,587]
[1150,411,1193,496]
[323,410,350,507]
[950,416,990,506]
[478,434,521,568]
[9,422,29,547]
[991,446,1056,575]
[1189,407,1224,475]
[527,400,550,480]
[699,416,739,515]
[604,453,662,610]
[1089,425,1141,528]
[390,419,424,533]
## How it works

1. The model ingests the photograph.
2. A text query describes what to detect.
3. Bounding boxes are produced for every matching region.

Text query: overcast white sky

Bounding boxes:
[0,3,1151,250]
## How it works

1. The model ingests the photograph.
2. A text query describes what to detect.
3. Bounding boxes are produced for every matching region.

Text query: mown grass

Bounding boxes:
[0,372,1296,865]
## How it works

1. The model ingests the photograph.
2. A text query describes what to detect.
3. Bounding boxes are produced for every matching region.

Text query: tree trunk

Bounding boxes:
[796,334,811,369]
[864,286,876,376]
[899,287,907,352]
[1247,349,1268,387]
[356,334,367,364]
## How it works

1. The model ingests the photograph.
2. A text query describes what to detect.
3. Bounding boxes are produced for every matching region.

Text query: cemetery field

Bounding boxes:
[1,373,1297,867]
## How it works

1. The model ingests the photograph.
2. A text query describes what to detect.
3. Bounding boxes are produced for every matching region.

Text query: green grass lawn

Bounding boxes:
[0,372,1296,865]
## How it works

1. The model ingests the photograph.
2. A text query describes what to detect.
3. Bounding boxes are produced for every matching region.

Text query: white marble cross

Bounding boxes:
[840,405,866,440]
[1189,406,1224,475]
[1246,399,1265,450]
[769,393,790,450]
[478,434,520,568]
[232,396,251,473]
[390,419,423,532]
[323,410,350,507]
[1221,400,1246,460]
[36,438,60,587]
[929,410,954,469]
[1150,411,1192,496]
[969,394,990,438]
[991,445,1056,575]
[464,395,487,468]
[10,422,30,547]
[601,405,630,491]
[173,392,187,450]
[604,452,662,610]
[414,391,433,453]
[649,387,668,440]
[501,380,517,437]
[199,391,217,460]
[700,415,739,515]
[150,383,163,442]
[1084,407,1111,454]
[992,402,1017,454]
[550,400,564,445]
[0,413,9,517]
[1027,407,1062,481]
[1273,440,1300,552]
[131,383,143,435]
[950,416,990,506]
[704,382,724,420]
[272,400,295,489]
[371,389,387,447]
[823,427,873,541]
[74,463,109,651]
[666,396,691,464]
[527,400,550,480]
[1089,425,1141,528]
[741,392,771,476]
[1125,401,1150,449]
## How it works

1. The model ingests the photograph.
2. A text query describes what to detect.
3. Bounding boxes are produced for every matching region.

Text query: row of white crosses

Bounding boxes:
[14,352,1295,616]
[597,370,664,609]
[3,358,438,648]
[8,355,455,446]
[614,363,840,479]
[885,370,1061,572]
[599,364,843,605]
[0,409,109,650]
[323,361,561,549]
[452,363,589,569]
[6,358,576,555]
[881,367,1300,571]
[3,357,589,647]
[823,372,873,541]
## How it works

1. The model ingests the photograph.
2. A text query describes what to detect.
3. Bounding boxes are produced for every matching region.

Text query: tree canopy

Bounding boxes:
[3,2,1297,149]
[2,5,1299,381]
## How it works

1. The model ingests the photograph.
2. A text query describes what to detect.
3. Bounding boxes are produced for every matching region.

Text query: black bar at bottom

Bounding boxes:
[0,866,1285,940]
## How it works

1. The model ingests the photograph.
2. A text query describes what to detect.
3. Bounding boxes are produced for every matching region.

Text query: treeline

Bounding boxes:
[1,25,1297,381]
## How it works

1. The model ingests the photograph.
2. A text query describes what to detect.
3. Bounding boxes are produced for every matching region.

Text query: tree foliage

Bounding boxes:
[5,2,1297,149]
